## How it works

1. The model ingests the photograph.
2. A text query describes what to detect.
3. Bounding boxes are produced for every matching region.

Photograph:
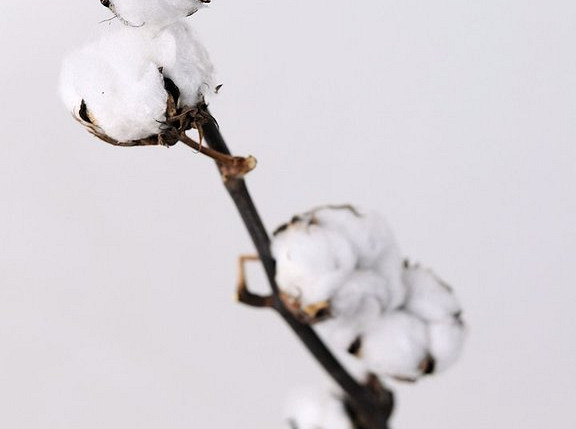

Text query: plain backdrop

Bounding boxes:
[1,1,575,428]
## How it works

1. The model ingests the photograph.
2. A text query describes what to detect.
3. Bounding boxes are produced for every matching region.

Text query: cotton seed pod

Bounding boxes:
[284,387,353,429]
[403,263,461,322]
[60,21,214,145]
[102,0,210,27]
[360,311,432,382]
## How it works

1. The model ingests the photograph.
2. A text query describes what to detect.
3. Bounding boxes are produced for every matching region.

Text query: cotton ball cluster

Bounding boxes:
[102,0,210,26]
[271,205,466,383]
[284,387,353,429]
[60,21,214,143]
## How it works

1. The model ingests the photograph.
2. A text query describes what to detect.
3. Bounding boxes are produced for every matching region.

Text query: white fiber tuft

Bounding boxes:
[361,311,431,382]
[60,20,214,143]
[284,387,353,429]
[105,0,209,27]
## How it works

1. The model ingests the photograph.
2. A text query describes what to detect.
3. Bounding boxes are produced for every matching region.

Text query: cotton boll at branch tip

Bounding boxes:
[102,0,211,27]
[60,20,215,145]
[403,262,462,322]
[360,311,433,382]
[284,387,353,429]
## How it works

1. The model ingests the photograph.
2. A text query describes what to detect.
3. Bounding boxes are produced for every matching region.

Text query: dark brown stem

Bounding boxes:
[198,118,394,429]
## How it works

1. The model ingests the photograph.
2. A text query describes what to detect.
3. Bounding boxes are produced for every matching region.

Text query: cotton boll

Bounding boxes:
[361,311,431,382]
[314,320,369,382]
[403,264,461,322]
[60,31,168,142]
[284,387,353,429]
[105,0,209,27]
[60,21,214,143]
[429,317,466,372]
[272,223,357,310]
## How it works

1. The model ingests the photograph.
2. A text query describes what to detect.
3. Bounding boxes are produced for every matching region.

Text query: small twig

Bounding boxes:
[236,255,275,308]
[178,132,256,179]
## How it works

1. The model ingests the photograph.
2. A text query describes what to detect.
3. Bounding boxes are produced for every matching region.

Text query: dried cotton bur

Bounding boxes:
[60,17,255,177]
[273,205,466,427]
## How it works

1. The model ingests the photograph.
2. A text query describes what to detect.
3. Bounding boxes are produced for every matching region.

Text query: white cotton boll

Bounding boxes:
[106,0,209,27]
[361,311,431,382]
[284,387,353,429]
[272,223,357,307]
[429,317,466,372]
[60,21,214,143]
[60,29,168,141]
[403,264,461,322]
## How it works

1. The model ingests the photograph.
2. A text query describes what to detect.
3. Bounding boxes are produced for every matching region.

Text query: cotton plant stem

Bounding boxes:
[198,118,394,429]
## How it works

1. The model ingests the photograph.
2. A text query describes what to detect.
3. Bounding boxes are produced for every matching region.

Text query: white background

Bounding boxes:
[1,1,575,428]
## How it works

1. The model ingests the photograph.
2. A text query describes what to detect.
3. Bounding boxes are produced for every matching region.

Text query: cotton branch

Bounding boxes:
[198,117,394,429]
[61,9,467,427]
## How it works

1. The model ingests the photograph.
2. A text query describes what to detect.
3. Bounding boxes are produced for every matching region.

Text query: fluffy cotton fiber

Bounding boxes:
[60,20,214,142]
[271,206,404,318]
[272,204,466,383]
[104,0,209,27]
[361,311,432,381]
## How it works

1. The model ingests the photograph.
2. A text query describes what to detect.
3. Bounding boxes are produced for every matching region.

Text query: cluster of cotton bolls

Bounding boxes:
[271,205,466,385]
[60,1,214,144]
